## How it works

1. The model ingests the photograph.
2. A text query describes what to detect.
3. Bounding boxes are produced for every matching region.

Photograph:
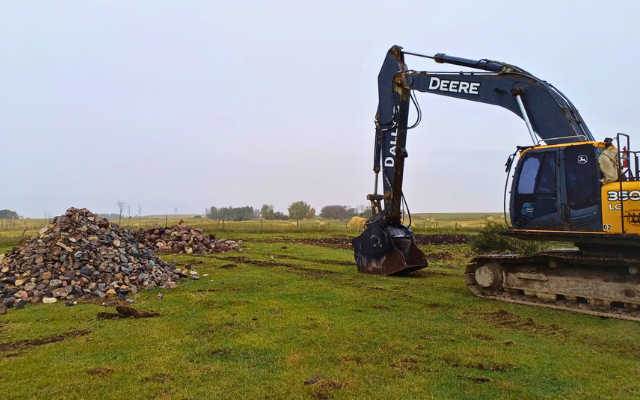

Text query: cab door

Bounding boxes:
[560,144,602,230]
[511,150,563,229]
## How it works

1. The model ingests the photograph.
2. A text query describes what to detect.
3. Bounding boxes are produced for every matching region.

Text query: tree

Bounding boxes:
[359,206,372,218]
[0,210,19,220]
[260,204,275,220]
[117,201,126,225]
[207,206,255,221]
[274,211,289,220]
[288,201,311,221]
[320,205,351,220]
[306,207,316,219]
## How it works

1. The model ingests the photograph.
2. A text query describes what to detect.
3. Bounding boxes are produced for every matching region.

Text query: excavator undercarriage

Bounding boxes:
[467,249,640,321]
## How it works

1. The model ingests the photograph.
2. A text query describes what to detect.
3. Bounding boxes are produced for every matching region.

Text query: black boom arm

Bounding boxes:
[372,45,594,222]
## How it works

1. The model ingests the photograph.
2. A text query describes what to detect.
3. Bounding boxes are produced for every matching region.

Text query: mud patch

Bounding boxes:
[87,368,114,376]
[218,263,237,269]
[372,305,390,310]
[97,306,160,320]
[484,310,566,336]
[0,329,91,352]
[473,334,493,341]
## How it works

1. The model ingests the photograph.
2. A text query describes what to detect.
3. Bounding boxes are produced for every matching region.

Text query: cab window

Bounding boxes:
[517,154,542,194]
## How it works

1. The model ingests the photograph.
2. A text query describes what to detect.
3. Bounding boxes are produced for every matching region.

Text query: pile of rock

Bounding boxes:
[134,225,240,254]
[0,208,182,308]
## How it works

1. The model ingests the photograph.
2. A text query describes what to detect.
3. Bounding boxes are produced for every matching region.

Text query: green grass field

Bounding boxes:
[0,233,638,399]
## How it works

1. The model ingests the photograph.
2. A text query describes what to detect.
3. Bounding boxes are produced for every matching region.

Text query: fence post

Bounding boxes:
[260,218,263,233]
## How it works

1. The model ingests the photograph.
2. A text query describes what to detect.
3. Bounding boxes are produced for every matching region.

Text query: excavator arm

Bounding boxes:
[355,45,595,276]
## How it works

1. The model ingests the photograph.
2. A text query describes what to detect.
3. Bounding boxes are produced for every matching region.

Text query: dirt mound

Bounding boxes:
[134,225,240,254]
[0,208,182,308]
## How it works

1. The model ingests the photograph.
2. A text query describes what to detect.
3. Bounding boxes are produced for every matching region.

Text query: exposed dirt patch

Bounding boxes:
[222,256,338,278]
[304,374,324,385]
[473,334,493,341]
[372,305,390,310]
[414,234,470,245]
[459,375,492,383]
[0,329,91,352]
[210,348,232,356]
[87,368,114,376]
[484,310,566,336]
[426,251,454,261]
[97,306,160,320]
[84,298,135,308]
[312,379,347,399]
[390,357,418,371]
[141,373,174,383]
[466,362,516,372]
[218,263,237,269]
[0,352,21,359]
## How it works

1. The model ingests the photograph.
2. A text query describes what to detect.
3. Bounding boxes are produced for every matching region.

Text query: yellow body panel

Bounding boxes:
[601,181,640,234]
[520,141,607,158]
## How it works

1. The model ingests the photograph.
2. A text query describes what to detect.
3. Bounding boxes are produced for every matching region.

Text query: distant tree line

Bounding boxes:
[207,206,257,221]
[0,209,21,219]
[205,203,371,222]
[320,205,371,220]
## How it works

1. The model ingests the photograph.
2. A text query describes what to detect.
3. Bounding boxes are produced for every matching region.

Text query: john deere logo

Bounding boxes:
[578,155,588,164]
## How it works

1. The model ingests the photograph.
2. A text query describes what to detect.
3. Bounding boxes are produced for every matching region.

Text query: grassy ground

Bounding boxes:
[0,234,638,399]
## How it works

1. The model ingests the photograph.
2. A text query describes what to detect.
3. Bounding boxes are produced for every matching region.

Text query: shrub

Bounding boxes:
[470,222,550,255]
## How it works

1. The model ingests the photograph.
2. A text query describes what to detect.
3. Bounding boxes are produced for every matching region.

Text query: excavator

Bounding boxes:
[353,45,640,321]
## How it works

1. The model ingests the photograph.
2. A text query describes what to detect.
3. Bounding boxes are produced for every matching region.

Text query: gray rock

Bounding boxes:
[49,279,63,289]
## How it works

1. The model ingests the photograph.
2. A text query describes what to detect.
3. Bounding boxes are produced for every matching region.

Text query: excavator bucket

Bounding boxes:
[352,221,428,275]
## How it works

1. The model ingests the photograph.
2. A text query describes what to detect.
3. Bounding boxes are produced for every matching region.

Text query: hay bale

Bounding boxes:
[348,217,367,231]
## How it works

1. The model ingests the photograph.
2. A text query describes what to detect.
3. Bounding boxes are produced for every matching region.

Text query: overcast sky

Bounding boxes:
[1,0,639,218]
